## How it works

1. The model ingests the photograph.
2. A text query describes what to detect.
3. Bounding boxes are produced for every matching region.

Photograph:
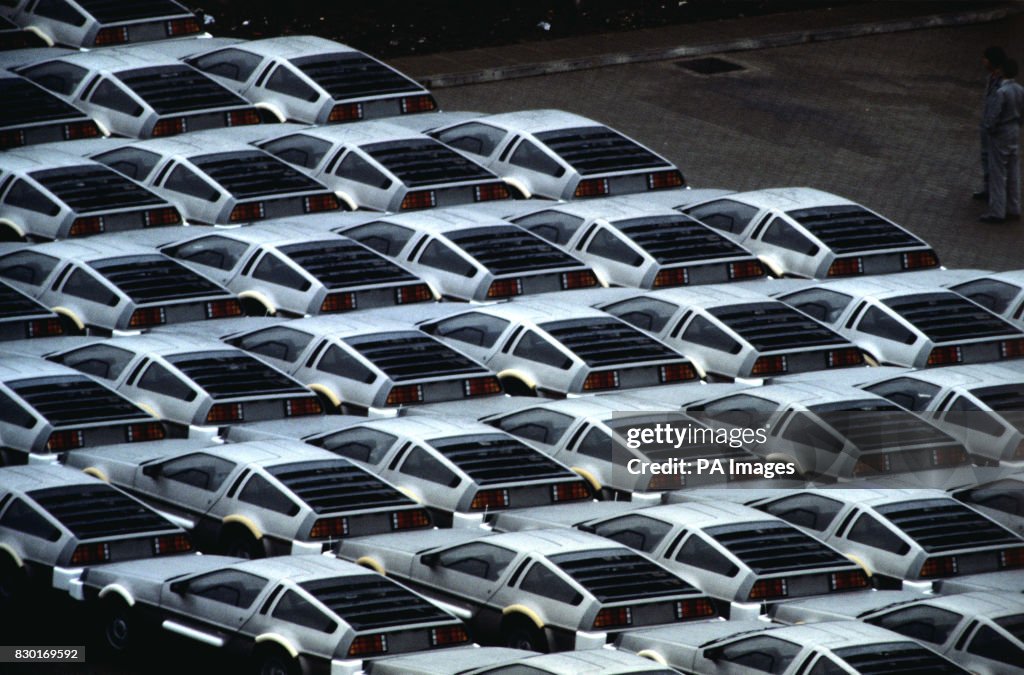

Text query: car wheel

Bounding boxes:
[502,616,548,652]
[499,376,536,397]
[221,529,265,559]
[101,599,137,653]
[0,556,25,607]
[254,646,300,675]
[0,449,24,467]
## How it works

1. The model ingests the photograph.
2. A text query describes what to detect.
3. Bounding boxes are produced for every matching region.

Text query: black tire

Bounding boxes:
[100,598,137,653]
[221,528,265,559]
[0,225,22,243]
[254,646,300,675]
[240,298,274,317]
[503,616,548,652]
[0,449,25,467]
[500,377,536,397]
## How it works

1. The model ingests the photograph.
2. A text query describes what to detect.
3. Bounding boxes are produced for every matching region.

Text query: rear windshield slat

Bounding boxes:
[429,434,574,485]
[616,216,752,264]
[534,126,670,175]
[167,352,308,399]
[191,152,327,198]
[301,574,453,630]
[9,376,148,425]
[706,522,849,573]
[267,460,413,514]
[883,294,1020,342]
[118,65,248,115]
[0,78,90,127]
[362,139,496,187]
[292,52,423,100]
[278,241,416,289]
[708,302,847,351]
[551,549,695,601]
[876,499,1020,553]
[29,484,174,539]
[91,256,226,303]
[542,318,681,366]
[346,333,486,382]
[787,205,925,254]
[30,165,163,213]
[446,227,583,274]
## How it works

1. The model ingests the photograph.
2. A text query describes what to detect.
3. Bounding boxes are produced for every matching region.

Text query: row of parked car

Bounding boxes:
[0,13,1022,675]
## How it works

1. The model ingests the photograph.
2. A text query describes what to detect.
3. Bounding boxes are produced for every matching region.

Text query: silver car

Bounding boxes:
[952,471,1024,536]
[90,134,341,224]
[0,72,101,151]
[945,269,1024,329]
[0,239,240,333]
[227,314,502,413]
[79,554,469,673]
[0,0,202,48]
[0,15,47,49]
[16,46,263,138]
[337,528,716,652]
[419,297,698,396]
[341,207,600,301]
[0,280,64,341]
[47,333,323,430]
[0,464,190,602]
[155,221,435,316]
[750,488,1024,589]
[492,500,869,613]
[0,356,166,464]
[63,438,432,558]
[369,646,679,675]
[498,198,766,288]
[427,109,684,200]
[668,187,940,278]
[183,35,437,125]
[598,284,866,380]
[256,122,515,211]
[305,416,591,527]
[0,148,181,241]
[776,275,1024,368]
[773,590,1024,674]
[686,381,970,480]
[616,620,969,674]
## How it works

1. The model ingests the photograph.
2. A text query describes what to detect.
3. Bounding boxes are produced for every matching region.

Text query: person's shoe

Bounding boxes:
[973,190,989,201]
[979,214,1006,223]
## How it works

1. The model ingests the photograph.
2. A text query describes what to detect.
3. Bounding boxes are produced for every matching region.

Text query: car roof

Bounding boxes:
[811,273,949,299]
[714,380,891,406]
[920,591,1024,617]
[84,333,241,357]
[473,297,618,324]
[634,619,917,649]
[375,207,511,234]
[526,196,685,221]
[644,284,778,309]
[264,313,414,339]
[505,396,654,420]
[476,109,604,133]
[140,36,244,60]
[0,354,90,380]
[18,238,167,262]
[120,134,260,159]
[226,35,363,59]
[177,221,345,248]
[487,528,635,556]
[802,487,952,507]
[230,554,371,583]
[641,501,783,528]
[713,187,856,212]
[0,463,101,492]
[367,646,537,674]
[288,121,431,147]
[0,148,107,172]
[359,416,514,441]
[31,45,187,72]
[870,363,1024,388]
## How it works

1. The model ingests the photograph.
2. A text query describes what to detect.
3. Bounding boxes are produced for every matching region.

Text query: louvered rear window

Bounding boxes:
[278,241,416,289]
[551,548,694,601]
[0,281,50,319]
[0,78,87,126]
[446,226,582,274]
[91,255,225,302]
[362,139,496,187]
[808,400,954,451]
[534,126,670,175]
[291,52,423,100]
[166,351,308,399]
[705,521,849,573]
[345,332,486,381]
[8,375,149,425]
[191,151,326,198]
[883,294,1019,342]
[301,574,453,630]
[876,498,1021,553]
[118,65,247,115]
[267,459,413,514]
[542,318,681,366]
[29,483,174,539]
[30,165,163,213]
[833,642,968,674]
[787,205,925,253]
[615,215,751,264]
[708,302,847,351]
[429,433,575,485]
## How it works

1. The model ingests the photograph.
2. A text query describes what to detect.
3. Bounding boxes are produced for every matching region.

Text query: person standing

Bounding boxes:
[981,58,1024,223]
[976,46,1007,202]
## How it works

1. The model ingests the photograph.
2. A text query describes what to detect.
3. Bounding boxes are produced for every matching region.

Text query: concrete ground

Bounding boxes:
[425,7,1024,272]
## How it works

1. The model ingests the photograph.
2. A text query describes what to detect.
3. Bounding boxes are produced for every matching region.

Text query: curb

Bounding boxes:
[421,4,1024,88]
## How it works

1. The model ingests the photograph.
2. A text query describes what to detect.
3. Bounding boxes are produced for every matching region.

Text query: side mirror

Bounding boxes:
[142,463,162,479]
[421,552,440,567]
[168,579,188,595]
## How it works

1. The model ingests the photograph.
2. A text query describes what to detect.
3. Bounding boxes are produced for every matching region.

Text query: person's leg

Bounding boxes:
[985,131,1009,220]
[1007,140,1021,217]
[977,125,991,198]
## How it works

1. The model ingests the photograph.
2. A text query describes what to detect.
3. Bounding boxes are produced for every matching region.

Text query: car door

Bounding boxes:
[161,235,253,286]
[160,569,270,647]
[701,634,808,675]
[133,452,239,526]
[413,541,519,620]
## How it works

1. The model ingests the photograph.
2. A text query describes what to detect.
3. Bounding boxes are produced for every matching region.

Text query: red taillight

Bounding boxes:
[647,170,684,190]
[64,121,100,140]
[205,299,242,319]
[70,542,110,565]
[126,422,165,443]
[310,517,349,539]
[206,403,243,423]
[827,257,864,277]
[752,355,787,375]
[583,370,620,391]
[26,318,63,338]
[1000,339,1024,359]
[676,598,716,620]
[348,634,388,657]
[748,578,788,600]
[69,216,104,237]
[474,183,510,202]
[225,109,261,127]
[328,103,363,122]
[285,397,322,417]
[470,489,509,511]
[304,194,340,213]
[396,284,433,304]
[902,250,939,270]
[593,607,632,628]
[400,190,436,210]
[93,26,128,46]
[932,446,967,467]
[386,385,423,406]
[660,363,696,383]
[552,481,590,502]
[653,267,689,288]
[0,129,25,149]
[128,307,166,328]
[400,95,437,114]
[320,292,356,313]
[153,534,192,555]
[920,556,958,578]
[464,377,502,397]
[46,429,83,452]
[827,348,864,368]
[486,278,523,298]
[561,270,598,290]
[229,202,265,223]
[853,453,891,476]
[391,509,431,531]
[927,345,963,366]
[648,471,683,490]
[430,625,468,647]
[165,18,201,36]
[144,207,182,227]
[728,260,766,280]
[830,570,869,591]
[1000,548,1024,569]
[574,178,609,198]
[151,117,186,137]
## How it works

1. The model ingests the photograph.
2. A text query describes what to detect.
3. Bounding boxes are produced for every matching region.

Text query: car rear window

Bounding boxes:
[28,484,174,539]
[345,332,485,381]
[883,293,1019,342]
[267,459,413,513]
[550,548,694,601]
[29,165,163,213]
[705,521,848,573]
[166,351,308,399]
[301,574,454,629]
[117,65,247,115]
[541,318,682,366]
[8,375,148,425]
[429,433,575,485]
[361,139,496,187]
[616,215,751,263]
[446,226,582,273]
[292,52,423,99]
[875,499,1020,553]
[90,255,225,302]
[832,642,968,674]
[534,126,670,175]
[191,151,326,198]
[709,302,846,351]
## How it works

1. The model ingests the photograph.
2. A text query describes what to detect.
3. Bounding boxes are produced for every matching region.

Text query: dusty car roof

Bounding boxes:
[0,463,104,492]
[371,207,511,234]
[643,284,780,309]
[1,148,120,171]
[262,313,414,338]
[288,121,437,147]
[0,354,98,380]
[713,187,858,211]
[869,363,1024,388]
[477,109,607,133]
[17,238,173,262]
[641,501,789,528]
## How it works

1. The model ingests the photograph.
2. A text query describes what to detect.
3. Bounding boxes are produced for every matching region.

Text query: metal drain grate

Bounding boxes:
[675,57,745,75]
